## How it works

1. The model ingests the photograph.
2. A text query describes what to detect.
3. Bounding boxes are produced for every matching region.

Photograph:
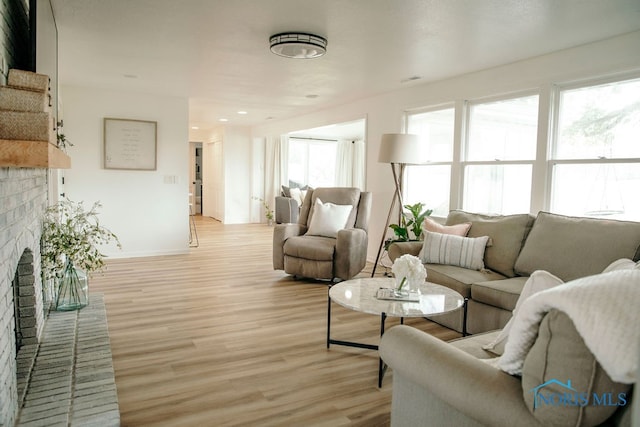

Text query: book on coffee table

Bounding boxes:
[376,287,420,302]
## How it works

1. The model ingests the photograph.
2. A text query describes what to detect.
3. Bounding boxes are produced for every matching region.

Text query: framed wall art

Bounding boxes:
[104,118,157,170]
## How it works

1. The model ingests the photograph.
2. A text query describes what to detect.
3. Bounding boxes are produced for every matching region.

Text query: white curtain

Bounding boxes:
[352,139,365,190]
[335,139,365,190]
[335,139,352,187]
[264,135,289,212]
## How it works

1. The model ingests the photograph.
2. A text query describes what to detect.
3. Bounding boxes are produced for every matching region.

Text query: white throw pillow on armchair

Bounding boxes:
[306,198,353,238]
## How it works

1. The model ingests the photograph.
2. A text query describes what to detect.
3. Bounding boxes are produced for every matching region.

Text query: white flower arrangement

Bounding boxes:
[41,198,121,280]
[391,254,427,292]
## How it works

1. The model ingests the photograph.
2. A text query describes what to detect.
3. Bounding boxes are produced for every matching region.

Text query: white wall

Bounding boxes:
[222,126,253,224]
[252,31,640,262]
[201,128,223,221]
[197,125,253,224]
[251,137,266,223]
[61,85,190,258]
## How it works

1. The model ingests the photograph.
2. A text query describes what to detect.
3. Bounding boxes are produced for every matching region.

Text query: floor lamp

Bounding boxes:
[371,133,426,277]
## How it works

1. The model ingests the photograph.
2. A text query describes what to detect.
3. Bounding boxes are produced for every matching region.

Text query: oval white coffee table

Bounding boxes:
[327,277,465,386]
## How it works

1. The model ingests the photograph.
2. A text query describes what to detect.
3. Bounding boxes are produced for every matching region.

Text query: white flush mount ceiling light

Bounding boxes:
[269,32,327,59]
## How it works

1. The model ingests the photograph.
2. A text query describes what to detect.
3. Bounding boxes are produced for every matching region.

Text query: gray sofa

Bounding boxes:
[388,210,640,334]
[275,185,313,224]
[275,195,299,224]
[379,306,635,426]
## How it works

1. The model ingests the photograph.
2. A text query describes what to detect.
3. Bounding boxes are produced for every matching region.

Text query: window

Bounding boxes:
[463,94,539,214]
[404,108,455,217]
[288,138,337,187]
[402,74,640,222]
[550,77,640,220]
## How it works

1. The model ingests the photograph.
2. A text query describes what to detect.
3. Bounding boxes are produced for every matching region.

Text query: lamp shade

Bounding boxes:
[378,133,428,164]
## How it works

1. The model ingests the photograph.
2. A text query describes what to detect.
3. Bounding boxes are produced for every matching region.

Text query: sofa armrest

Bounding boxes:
[387,241,423,262]
[273,223,306,270]
[379,325,539,427]
[275,196,299,224]
[335,228,368,280]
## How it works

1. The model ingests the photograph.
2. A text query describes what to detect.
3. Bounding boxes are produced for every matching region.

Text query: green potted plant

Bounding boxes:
[253,197,275,225]
[41,198,121,311]
[385,202,433,249]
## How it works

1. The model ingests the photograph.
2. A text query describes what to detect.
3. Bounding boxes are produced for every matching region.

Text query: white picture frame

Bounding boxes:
[104,118,157,170]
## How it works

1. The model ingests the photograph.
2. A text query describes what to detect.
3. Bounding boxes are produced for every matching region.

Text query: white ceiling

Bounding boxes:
[51,0,640,131]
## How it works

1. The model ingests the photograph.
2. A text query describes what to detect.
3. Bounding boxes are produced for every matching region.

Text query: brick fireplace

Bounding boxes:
[0,167,49,426]
[0,1,118,424]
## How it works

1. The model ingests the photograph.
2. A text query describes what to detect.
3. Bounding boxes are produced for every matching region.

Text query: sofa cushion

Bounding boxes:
[449,330,501,360]
[423,217,471,236]
[522,310,631,426]
[419,231,490,271]
[283,235,335,261]
[471,276,529,312]
[514,211,640,281]
[446,210,534,278]
[284,256,333,279]
[426,264,506,298]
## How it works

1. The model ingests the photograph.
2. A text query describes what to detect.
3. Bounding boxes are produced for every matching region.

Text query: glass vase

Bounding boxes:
[394,276,423,296]
[394,276,411,297]
[55,261,89,311]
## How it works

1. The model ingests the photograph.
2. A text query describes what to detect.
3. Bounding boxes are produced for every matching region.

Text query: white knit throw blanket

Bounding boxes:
[498,269,640,384]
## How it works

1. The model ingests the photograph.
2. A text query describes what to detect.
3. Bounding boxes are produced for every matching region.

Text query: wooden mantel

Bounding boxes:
[0,139,71,169]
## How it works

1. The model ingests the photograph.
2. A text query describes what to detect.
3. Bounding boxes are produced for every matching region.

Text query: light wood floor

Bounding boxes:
[91,216,461,427]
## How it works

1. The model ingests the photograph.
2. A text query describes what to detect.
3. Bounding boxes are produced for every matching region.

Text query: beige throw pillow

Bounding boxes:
[306,198,353,238]
[483,270,564,356]
[423,217,471,236]
[419,230,489,271]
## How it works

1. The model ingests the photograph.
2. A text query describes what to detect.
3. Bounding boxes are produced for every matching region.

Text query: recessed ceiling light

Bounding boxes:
[269,32,327,59]
[237,111,248,115]
[219,118,228,122]
[191,126,199,130]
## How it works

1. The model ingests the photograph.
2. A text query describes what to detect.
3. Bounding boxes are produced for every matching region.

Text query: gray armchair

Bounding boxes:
[273,187,371,281]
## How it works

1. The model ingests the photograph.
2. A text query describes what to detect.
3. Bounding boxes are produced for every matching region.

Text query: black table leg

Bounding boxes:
[462,297,469,337]
[327,287,332,348]
[378,312,387,388]
[326,298,391,387]
[327,287,378,350]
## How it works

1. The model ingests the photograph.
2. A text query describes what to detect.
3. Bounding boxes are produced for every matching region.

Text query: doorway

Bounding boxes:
[189,142,203,215]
